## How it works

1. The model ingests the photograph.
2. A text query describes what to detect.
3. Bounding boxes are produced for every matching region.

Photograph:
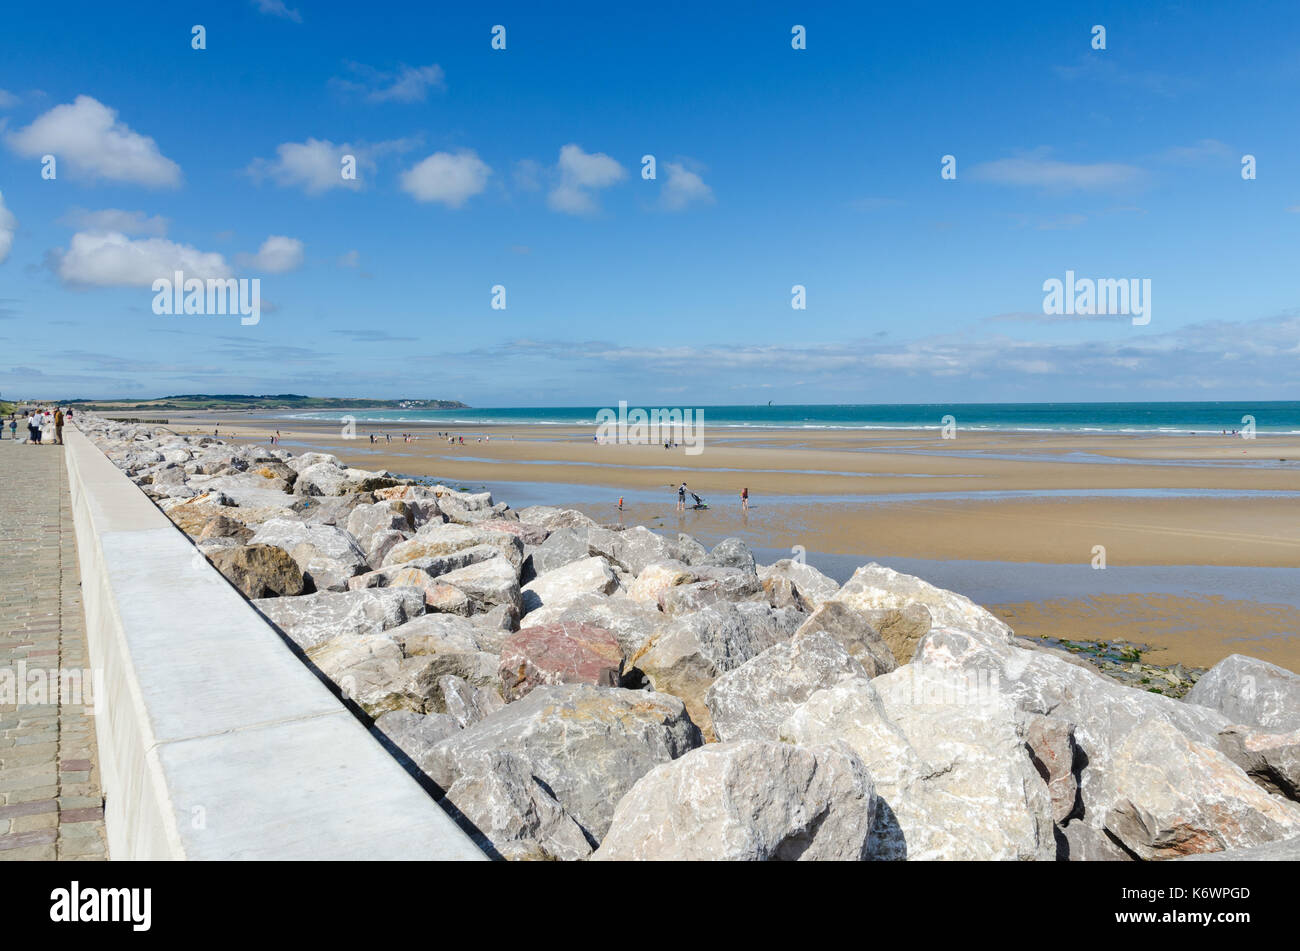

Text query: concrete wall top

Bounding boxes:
[64,426,485,860]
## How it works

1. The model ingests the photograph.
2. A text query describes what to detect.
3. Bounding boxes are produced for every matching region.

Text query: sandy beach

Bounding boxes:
[145,410,1300,672]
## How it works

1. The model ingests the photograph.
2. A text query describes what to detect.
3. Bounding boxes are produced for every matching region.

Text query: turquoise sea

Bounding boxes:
[285,401,1300,434]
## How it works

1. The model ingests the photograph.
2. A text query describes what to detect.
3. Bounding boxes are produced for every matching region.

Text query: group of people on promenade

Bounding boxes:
[5,406,70,444]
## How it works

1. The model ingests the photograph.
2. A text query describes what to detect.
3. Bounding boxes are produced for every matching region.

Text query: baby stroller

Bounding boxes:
[689,492,709,510]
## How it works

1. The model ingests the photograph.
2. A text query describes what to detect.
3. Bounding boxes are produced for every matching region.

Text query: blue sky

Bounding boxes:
[1,0,1298,405]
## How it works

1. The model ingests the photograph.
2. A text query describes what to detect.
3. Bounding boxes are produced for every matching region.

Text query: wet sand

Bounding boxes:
[151,410,1300,672]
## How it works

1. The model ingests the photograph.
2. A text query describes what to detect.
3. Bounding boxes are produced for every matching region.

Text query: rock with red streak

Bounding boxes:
[477,519,550,546]
[499,622,624,701]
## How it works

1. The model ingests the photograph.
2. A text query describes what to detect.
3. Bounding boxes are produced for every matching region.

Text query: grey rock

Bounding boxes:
[248,517,368,592]
[372,710,461,773]
[1185,654,1300,732]
[254,586,425,652]
[520,555,619,615]
[705,631,869,742]
[426,684,703,842]
[701,537,757,574]
[830,563,1012,650]
[593,740,875,861]
[441,750,594,861]
[793,601,897,677]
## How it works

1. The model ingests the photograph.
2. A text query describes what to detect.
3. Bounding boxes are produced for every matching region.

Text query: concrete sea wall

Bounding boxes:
[62,426,484,860]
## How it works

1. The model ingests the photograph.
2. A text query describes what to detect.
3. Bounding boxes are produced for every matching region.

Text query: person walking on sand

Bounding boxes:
[741,486,749,512]
[677,482,686,512]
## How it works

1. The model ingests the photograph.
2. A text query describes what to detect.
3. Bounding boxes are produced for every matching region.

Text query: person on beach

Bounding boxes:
[54,408,64,445]
[618,496,624,511]
[677,482,686,512]
[741,486,749,512]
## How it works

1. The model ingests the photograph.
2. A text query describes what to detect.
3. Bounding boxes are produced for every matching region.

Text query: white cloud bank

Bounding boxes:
[6,96,181,187]
[57,232,231,286]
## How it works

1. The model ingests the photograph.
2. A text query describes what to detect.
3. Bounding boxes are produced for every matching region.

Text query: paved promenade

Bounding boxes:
[0,432,108,860]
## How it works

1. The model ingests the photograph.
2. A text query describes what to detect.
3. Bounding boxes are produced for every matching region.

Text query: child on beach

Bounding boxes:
[741,486,749,512]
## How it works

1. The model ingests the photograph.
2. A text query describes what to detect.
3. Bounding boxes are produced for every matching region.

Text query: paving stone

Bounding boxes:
[0,438,108,859]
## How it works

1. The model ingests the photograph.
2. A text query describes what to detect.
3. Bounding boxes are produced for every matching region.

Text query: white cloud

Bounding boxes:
[331,62,445,103]
[970,148,1140,190]
[0,191,16,264]
[337,249,360,267]
[253,0,301,22]
[400,150,491,207]
[660,161,713,211]
[547,144,625,215]
[0,89,19,110]
[57,231,230,286]
[237,235,304,273]
[60,208,168,236]
[248,138,363,194]
[6,96,181,187]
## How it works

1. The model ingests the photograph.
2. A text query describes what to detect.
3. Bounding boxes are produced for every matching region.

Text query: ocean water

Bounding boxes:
[286,401,1300,434]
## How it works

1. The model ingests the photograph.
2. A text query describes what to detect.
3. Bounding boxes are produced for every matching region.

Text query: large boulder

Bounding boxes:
[384,522,524,571]
[440,750,594,861]
[701,537,757,574]
[631,603,804,739]
[498,622,625,701]
[780,672,1058,861]
[705,631,869,743]
[1185,654,1300,732]
[207,544,306,599]
[311,634,415,717]
[758,559,841,610]
[1105,718,1300,859]
[439,675,506,730]
[626,561,693,608]
[345,501,413,552]
[910,625,1299,859]
[519,592,664,659]
[793,601,897,677]
[253,586,425,652]
[1215,726,1300,801]
[348,546,503,591]
[371,710,460,770]
[520,556,619,615]
[248,517,368,592]
[438,557,523,617]
[528,528,592,575]
[593,740,875,861]
[830,563,1012,659]
[425,685,704,842]
[293,461,356,497]
[659,569,766,616]
[585,525,674,575]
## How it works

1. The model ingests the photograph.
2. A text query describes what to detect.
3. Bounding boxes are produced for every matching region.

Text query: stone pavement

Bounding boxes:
[0,432,108,860]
